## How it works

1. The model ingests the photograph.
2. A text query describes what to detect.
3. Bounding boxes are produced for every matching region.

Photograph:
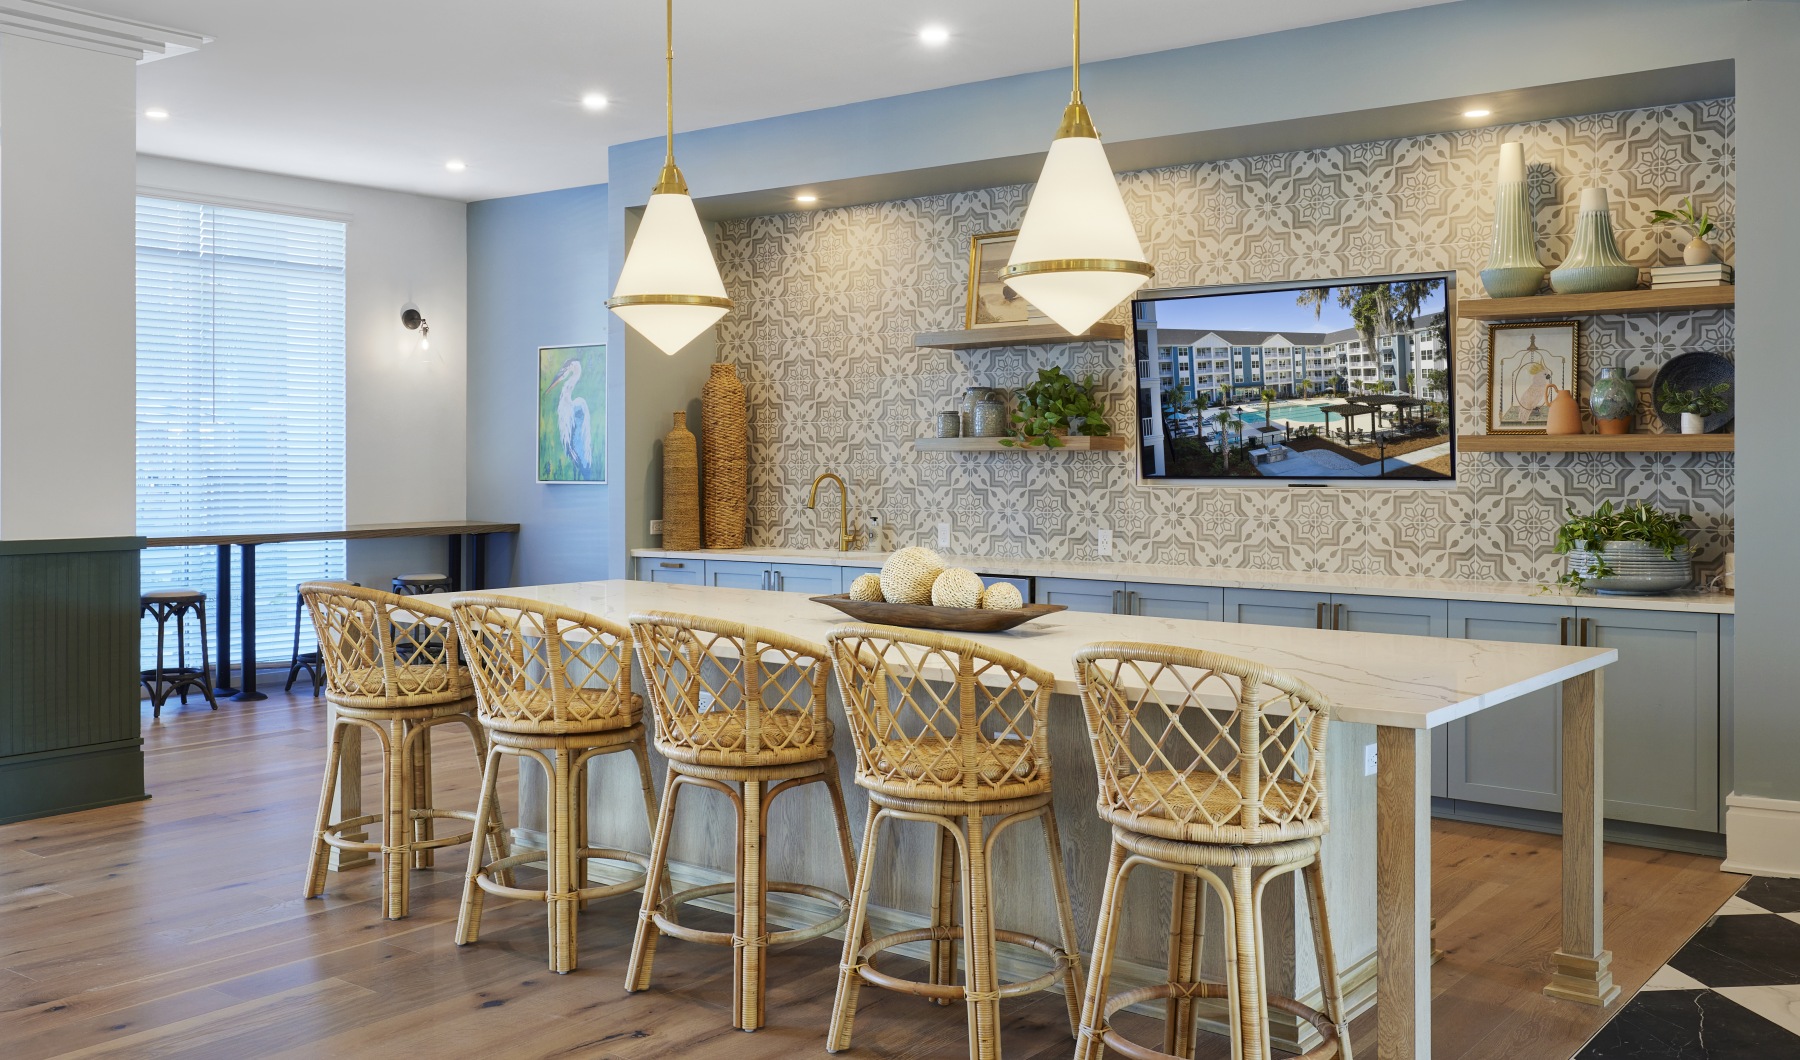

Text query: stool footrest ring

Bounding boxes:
[650,880,851,947]
[1098,981,1341,1060]
[852,926,1071,1002]
[473,847,650,904]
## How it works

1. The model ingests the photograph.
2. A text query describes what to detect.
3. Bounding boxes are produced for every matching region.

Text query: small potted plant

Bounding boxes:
[1658,380,1731,435]
[1001,366,1111,448]
[1552,500,1694,594]
[1648,197,1718,266]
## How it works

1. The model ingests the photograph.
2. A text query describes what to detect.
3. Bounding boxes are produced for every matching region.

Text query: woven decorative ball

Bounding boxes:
[879,547,945,605]
[979,582,1024,611]
[848,573,885,602]
[931,567,984,609]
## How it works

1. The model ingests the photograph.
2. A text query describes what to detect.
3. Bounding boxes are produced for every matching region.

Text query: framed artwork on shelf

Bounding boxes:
[538,344,606,483]
[1486,320,1580,434]
[965,230,1051,329]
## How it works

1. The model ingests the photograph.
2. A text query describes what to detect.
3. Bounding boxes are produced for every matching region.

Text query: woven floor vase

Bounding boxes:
[662,411,701,550]
[701,363,748,548]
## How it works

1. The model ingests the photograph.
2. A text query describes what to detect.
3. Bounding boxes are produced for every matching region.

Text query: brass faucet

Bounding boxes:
[806,472,857,551]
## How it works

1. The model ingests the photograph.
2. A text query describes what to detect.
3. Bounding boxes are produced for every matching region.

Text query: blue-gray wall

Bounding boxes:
[466,183,610,586]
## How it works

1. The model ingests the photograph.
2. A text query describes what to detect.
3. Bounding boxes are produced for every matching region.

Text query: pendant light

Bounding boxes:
[606,0,732,355]
[1002,0,1153,335]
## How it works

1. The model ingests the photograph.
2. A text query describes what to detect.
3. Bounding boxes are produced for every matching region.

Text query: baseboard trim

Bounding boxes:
[1723,793,1800,878]
[515,826,1376,1053]
[0,741,147,824]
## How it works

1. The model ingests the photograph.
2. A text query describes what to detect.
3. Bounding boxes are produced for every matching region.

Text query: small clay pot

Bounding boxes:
[1545,384,1583,435]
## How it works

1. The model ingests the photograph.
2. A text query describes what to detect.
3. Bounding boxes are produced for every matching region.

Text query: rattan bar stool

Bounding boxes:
[627,611,858,1031]
[450,594,660,974]
[823,624,1084,1060]
[139,590,218,718]
[1071,642,1354,1060]
[300,582,498,920]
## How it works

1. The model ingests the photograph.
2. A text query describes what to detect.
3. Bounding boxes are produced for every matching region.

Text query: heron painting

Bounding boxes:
[538,344,606,483]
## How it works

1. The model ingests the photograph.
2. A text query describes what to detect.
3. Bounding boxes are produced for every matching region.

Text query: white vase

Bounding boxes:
[1683,236,1717,266]
[1680,412,1706,435]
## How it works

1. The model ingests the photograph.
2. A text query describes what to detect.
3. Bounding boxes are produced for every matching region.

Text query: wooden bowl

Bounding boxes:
[809,594,1066,632]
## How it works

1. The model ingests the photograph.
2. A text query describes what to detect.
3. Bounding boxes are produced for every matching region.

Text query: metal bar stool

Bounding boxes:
[300,582,501,920]
[140,590,219,718]
[1071,642,1354,1060]
[449,594,661,974]
[393,573,452,595]
[823,624,1084,1060]
[289,580,361,694]
[627,610,858,1031]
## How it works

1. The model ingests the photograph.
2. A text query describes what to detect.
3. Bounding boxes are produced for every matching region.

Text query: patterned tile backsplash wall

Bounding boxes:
[712,100,1734,583]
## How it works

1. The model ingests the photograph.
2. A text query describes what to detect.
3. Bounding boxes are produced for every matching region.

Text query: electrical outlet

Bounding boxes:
[649,519,664,535]
[698,691,717,713]
[937,521,950,548]
[1097,528,1114,556]
[864,514,883,551]
[1364,743,1378,776]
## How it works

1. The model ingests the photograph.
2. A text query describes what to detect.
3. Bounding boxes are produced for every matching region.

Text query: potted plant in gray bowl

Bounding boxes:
[1553,500,1694,595]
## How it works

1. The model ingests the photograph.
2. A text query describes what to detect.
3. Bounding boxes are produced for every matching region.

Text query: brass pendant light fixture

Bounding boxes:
[606,0,732,355]
[1001,0,1153,335]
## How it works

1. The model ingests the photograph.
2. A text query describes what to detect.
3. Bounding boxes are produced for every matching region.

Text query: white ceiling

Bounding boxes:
[86,0,1463,202]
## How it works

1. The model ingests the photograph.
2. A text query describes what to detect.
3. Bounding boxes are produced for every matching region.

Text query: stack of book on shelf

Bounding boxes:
[1649,263,1733,288]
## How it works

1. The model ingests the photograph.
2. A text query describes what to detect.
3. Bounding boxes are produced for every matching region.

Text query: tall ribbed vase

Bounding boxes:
[662,411,701,550]
[701,362,748,548]
[1550,188,1640,294]
[1480,142,1546,298]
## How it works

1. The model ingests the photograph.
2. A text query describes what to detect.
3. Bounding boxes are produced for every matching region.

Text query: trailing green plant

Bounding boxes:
[1648,196,1714,242]
[1000,366,1110,448]
[1658,380,1731,416]
[1548,500,1693,591]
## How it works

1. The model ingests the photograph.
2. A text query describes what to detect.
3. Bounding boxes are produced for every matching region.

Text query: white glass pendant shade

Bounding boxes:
[609,190,731,355]
[1004,133,1151,335]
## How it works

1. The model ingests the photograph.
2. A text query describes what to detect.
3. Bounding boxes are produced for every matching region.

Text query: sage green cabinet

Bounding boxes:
[1037,578,1223,619]
[1223,588,1330,629]
[1037,576,1122,614]
[1446,601,1572,813]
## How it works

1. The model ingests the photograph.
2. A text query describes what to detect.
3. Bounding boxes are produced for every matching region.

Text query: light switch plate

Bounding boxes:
[1364,743,1378,776]
[1097,528,1114,556]
[650,519,664,535]
[937,521,950,548]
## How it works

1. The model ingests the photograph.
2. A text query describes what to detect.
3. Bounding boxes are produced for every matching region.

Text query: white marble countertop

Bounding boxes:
[631,546,1735,615]
[436,580,1617,732]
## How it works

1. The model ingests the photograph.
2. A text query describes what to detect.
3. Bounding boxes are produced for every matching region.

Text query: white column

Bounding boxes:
[0,32,138,539]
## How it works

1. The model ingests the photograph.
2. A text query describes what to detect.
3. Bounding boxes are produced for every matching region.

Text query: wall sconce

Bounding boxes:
[401,306,430,350]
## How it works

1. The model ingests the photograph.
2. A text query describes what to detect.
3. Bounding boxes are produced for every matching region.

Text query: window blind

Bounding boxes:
[136,196,348,669]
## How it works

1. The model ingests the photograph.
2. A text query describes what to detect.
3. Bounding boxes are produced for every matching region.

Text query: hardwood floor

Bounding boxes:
[0,683,1744,1059]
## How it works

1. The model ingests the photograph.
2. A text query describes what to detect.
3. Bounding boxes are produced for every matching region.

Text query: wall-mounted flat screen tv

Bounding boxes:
[1133,272,1455,486]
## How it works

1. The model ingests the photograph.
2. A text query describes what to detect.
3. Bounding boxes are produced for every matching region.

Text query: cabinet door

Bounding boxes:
[1037,577,1123,614]
[840,567,882,593]
[768,562,841,595]
[706,560,770,591]
[636,557,704,586]
[1127,582,1225,622]
[1581,609,1720,832]
[1446,601,1573,813]
[1223,588,1329,629]
[1332,595,1450,798]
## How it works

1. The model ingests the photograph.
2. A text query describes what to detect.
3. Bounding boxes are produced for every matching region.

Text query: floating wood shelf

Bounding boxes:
[1456,286,1734,320]
[914,436,1130,453]
[1457,433,1734,453]
[913,323,1128,349]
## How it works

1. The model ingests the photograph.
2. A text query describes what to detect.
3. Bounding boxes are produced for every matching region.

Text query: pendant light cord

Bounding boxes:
[1071,0,1081,103]
[652,0,687,194]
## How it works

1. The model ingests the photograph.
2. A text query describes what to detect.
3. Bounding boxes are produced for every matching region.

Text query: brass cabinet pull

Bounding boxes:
[1580,617,1593,646]
[1316,602,1328,629]
[1335,603,1346,630]
[1559,616,1573,645]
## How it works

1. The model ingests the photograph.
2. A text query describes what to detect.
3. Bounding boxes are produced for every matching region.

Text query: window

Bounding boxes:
[136,196,347,667]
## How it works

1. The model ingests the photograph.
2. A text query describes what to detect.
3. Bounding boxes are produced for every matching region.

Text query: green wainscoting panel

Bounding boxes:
[0,537,146,824]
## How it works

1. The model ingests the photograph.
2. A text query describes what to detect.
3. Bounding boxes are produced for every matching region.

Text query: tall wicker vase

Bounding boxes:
[701,362,748,548]
[1480,142,1547,298]
[662,411,701,550]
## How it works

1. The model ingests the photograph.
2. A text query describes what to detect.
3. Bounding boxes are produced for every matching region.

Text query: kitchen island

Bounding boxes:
[421,579,1617,1059]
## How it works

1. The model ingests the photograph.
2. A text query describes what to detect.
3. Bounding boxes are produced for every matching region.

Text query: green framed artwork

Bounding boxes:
[538,344,605,483]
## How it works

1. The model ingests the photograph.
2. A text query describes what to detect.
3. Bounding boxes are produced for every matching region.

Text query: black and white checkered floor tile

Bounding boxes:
[1576,876,1800,1058]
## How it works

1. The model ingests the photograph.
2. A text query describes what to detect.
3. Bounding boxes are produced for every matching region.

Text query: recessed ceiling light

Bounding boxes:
[1463,108,1492,118]
[919,24,950,46]
[795,193,819,204]
[144,107,170,121]
[581,92,609,112]
[445,159,467,172]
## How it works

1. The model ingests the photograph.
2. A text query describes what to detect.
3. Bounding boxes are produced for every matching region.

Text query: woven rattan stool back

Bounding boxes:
[629,610,832,767]
[300,582,466,709]
[826,623,1053,804]
[450,594,637,736]
[1073,641,1333,846]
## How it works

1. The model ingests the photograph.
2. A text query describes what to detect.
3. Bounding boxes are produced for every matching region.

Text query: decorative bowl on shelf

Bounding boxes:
[1565,542,1693,595]
[1652,350,1734,435]
[810,594,1066,632]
